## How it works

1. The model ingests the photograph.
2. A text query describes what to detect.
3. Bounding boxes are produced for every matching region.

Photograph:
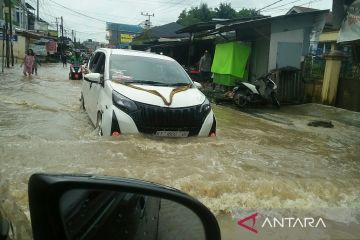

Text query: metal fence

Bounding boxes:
[303,56,326,81]
[272,68,304,104]
[340,57,360,81]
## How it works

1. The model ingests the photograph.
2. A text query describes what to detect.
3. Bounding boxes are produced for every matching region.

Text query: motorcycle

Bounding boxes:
[69,63,84,80]
[232,73,280,108]
[0,173,221,240]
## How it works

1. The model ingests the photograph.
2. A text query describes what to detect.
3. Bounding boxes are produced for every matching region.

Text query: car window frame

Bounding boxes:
[94,53,106,76]
[89,52,101,72]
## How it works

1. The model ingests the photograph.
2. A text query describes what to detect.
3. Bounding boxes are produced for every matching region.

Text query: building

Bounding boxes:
[0,0,28,30]
[0,1,53,62]
[82,39,100,51]
[177,10,329,103]
[106,22,143,49]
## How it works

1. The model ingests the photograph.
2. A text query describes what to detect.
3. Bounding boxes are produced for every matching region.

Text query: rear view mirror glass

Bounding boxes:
[59,189,206,240]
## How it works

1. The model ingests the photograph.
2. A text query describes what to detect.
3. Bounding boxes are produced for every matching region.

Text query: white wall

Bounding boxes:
[268,29,304,70]
[0,35,26,62]
[268,14,320,71]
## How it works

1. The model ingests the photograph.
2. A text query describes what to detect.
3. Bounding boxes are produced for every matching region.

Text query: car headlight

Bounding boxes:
[200,98,211,115]
[112,91,138,113]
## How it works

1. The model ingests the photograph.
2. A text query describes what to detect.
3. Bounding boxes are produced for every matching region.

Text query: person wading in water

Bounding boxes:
[21,49,35,76]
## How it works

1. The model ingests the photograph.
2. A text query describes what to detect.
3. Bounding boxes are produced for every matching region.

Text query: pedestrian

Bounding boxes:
[199,50,212,82]
[32,54,41,75]
[61,53,67,67]
[20,49,35,76]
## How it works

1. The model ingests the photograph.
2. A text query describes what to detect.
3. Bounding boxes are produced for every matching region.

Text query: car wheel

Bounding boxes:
[233,90,248,108]
[96,113,103,136]
[80,94,85,110]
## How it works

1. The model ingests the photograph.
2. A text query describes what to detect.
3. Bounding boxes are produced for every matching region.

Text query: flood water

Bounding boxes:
[0,64,359,239]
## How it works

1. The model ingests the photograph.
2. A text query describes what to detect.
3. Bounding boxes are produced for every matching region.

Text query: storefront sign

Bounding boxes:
[35,20,48,32]
[119,34,133,43]
[0,33,18,41]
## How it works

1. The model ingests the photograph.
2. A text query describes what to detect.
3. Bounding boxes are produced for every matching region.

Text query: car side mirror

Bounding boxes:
[28,174,221,240]
[193,81,202,89]
[84,73,101,84]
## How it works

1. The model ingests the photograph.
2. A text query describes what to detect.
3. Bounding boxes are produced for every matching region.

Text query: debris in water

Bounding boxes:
[308,120,334,128]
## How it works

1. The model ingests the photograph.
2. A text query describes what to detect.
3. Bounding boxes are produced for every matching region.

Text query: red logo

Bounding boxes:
[237,213,258,233]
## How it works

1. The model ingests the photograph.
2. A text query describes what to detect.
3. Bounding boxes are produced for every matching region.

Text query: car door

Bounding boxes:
[87,52,106,125]
[82,52,98,116]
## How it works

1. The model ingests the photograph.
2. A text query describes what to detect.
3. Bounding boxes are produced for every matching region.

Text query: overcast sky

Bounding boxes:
[28,0,333,42]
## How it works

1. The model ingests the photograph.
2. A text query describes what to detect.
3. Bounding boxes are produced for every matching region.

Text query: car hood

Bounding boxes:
[110,81,206,108]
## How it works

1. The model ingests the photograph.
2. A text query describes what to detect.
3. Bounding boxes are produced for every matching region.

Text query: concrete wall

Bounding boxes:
[269,29,304,71]
[0,35,26,63]
[268,15,315,71]
[250,37,270,80]
[13,35,26,61]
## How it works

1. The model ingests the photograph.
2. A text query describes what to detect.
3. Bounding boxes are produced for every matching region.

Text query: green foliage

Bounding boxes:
[177,3,261,26]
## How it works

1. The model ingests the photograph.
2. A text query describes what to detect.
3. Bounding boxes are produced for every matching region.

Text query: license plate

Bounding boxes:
[155,131,189,138]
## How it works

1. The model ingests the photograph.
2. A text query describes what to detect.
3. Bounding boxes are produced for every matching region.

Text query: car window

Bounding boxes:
[89,52,102,72]
[110,55,191,85]
[94,54,106,75]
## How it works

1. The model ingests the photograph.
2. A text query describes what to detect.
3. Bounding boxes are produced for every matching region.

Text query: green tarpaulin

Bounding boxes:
[211,41,251,86]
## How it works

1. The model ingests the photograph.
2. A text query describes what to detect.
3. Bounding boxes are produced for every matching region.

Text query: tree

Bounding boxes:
[177,3,262,27]
[177,3,213,26]
[237,8,260,18]
[214,3,237,19]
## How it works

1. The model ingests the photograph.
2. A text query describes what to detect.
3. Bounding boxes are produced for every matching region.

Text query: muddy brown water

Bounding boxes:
[0,64,359,239]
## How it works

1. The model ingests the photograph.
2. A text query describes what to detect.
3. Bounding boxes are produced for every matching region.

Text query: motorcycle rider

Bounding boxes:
[70,49,83,65]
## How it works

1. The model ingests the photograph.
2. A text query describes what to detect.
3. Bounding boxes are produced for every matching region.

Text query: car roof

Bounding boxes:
[96,48,175,62]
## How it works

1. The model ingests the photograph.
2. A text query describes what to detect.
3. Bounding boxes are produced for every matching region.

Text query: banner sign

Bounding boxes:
[338,0,360,42]
[35,20,48,32]
[119,34,133,43]
[0,33,18,41]
[46,41,57,54]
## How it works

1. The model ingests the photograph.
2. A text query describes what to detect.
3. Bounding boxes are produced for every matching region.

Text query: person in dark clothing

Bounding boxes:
[62,54,67,67]
[199,50,212,82]
[32,54,41,75]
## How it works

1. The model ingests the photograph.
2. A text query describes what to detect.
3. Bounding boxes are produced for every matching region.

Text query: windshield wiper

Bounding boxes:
[125,80,168,86]
[168,82,192,87]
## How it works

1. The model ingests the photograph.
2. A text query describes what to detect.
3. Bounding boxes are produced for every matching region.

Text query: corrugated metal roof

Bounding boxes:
[204,9,329,36]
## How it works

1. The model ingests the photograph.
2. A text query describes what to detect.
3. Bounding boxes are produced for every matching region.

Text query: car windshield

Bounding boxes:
[110,54,192,86]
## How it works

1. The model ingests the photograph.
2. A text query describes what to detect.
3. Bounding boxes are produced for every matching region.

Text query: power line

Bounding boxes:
[262,0,305,12]
[258,0,285,12]
[47,0,108,22]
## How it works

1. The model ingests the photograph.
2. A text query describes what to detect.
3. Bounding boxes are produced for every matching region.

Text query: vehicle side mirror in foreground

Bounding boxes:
[28,174,221,240]
[193,81,202,89]
[84,73,101,83]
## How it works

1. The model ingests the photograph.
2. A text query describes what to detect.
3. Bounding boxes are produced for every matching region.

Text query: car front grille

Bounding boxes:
[129,102,208,136]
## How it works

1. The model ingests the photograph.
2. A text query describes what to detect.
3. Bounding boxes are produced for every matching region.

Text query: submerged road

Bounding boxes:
[0,64,359,239]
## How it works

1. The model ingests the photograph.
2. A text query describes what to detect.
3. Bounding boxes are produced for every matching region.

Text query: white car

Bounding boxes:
[81,48,216,137]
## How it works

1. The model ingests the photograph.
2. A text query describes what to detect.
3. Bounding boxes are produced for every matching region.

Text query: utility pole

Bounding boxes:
[4,0,10,68]
[55,17,59,38]
[37,0,39,21]
[2,25,5,72]
[60,16,64,55]
[141,12,154,30]
[8,0,14,66]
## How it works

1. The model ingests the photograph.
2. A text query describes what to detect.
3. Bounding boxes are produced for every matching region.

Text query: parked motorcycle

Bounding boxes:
[232,73,280,108]
[69,63,83,80]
